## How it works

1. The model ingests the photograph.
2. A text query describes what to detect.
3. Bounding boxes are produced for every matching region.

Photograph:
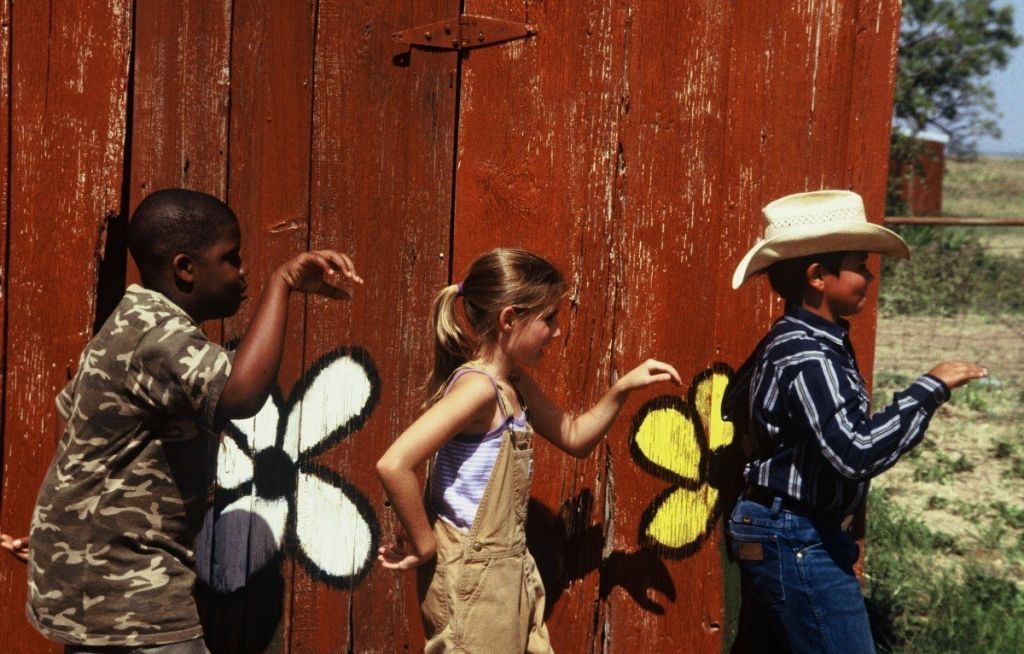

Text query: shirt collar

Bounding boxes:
[781,304,851,350]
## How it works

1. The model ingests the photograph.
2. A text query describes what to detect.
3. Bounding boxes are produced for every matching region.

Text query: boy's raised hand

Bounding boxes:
[278,250,363,299]
[616,358,683,392]
[928,361,989,390]
[1,533,29,563]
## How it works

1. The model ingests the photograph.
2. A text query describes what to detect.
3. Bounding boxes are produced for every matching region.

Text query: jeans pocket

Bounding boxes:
[728,529,786,604]
[798,529,859,575]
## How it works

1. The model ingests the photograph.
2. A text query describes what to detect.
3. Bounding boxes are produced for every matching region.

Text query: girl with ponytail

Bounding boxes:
[376,248,679,652]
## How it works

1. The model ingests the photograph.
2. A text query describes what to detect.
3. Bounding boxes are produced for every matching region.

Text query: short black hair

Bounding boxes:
[128,188,237,286]
[765,251,847,304]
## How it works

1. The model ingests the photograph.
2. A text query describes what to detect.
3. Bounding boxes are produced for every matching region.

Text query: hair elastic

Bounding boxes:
[456,281,464,295]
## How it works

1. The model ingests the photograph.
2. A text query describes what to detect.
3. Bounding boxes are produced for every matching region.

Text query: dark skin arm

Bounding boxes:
[215,250,362,422]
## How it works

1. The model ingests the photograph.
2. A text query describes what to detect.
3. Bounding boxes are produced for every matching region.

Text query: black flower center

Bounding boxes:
[253,449,297,500]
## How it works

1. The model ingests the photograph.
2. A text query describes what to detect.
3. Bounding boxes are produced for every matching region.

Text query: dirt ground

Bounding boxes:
[873,313,1024,581]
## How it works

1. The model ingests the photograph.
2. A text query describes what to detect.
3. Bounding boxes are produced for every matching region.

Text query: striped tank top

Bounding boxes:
[429,368,528,531]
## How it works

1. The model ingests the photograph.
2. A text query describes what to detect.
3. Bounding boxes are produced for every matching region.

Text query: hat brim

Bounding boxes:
[731,223,910,289]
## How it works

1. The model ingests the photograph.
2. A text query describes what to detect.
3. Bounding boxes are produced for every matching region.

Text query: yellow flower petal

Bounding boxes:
[645,485,719,549]
[634,407,700,480]
[694,371,734,451]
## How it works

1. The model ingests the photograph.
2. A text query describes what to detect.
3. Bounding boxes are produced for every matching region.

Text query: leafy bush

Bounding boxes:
[878,225,1024,316]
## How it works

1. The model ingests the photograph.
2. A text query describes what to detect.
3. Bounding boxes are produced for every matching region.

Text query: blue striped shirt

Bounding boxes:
[743,305,949,514]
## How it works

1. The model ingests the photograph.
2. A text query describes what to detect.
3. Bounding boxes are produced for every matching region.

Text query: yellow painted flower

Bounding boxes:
[629,365,735,556]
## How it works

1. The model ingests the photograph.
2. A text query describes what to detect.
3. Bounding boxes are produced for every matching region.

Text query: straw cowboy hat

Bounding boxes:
[731,189,910,289]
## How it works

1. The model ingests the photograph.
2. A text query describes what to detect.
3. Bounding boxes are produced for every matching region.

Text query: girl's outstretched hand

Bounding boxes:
[928,361,988,390]
[278,250,363,299]
[377,527,434,571]
[617,358,683,392]
[1,534,29,563]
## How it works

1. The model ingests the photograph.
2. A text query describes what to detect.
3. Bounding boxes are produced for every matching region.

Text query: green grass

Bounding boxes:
[866,491,1024,653]
[943,156,1024,218]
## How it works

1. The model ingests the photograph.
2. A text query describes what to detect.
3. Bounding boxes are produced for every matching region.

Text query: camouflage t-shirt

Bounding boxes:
[27,285,232,647]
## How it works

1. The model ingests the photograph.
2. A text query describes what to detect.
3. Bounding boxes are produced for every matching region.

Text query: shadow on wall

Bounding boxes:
[195,514,285,654]
[527,492,678,619]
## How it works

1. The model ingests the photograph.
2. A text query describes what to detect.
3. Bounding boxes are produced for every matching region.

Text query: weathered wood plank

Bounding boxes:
[298,1,458,651]
[0,1,132,652]
[130,0,232,244]
[602,2,733,651]
[217,3,318,652]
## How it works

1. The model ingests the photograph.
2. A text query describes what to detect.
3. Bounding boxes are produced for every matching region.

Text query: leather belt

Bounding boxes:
[743,485,844,521]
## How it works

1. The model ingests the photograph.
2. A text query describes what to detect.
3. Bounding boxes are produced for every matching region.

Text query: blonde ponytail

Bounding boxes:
[423,285,477,406]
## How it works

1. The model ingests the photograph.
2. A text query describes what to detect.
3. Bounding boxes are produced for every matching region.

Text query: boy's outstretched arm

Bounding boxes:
[1,533,29,563]
[215,250,362,422]
[521,358,682,458]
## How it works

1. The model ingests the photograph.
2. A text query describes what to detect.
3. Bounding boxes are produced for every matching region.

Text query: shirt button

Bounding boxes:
[796,552,803,560]
[473,542,482,552]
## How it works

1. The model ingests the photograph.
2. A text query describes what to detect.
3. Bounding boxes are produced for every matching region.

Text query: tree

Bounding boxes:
[887,0,1020,213]
[894,0,1021,155]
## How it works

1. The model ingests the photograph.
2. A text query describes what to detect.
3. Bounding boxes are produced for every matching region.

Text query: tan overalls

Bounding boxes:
[418,372,553,653]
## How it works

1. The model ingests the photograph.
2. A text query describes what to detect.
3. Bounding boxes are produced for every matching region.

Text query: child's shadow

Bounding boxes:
[193,511,285,654]
[526,490,676,616]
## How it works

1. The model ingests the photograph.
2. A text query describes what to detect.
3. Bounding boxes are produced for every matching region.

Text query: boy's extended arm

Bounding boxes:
[791,356,985,481]
[215,251,361,422]
[521,359,681,458]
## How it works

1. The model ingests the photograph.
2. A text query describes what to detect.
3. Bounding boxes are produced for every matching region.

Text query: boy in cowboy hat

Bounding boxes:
[727,189,987,653]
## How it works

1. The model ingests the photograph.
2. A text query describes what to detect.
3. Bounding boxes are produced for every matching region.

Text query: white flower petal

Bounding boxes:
[215,435,254,490]
[287,355,374,456]
[232,395,281,453]
[192,495,289,593]
[294,473,373,579]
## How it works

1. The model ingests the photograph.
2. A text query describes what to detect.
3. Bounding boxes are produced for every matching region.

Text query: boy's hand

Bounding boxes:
[278,250,363,298]
[927,361,988,390]
[1,534,29,563]
[377,528,435,571]
[616,359,683,393]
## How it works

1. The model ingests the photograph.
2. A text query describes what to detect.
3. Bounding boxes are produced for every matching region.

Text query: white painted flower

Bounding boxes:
[195,347,381,592]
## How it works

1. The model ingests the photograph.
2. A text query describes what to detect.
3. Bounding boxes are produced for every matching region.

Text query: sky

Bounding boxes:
[977,0,1024,155]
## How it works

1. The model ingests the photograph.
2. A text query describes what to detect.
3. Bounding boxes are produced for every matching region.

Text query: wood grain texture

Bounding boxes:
[0,5,12,641]
[0,1,132,652]
[218,3,318,652]
[299,1,458,651]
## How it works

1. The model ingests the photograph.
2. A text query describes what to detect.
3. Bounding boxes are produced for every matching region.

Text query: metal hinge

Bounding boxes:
[392,15,537,54]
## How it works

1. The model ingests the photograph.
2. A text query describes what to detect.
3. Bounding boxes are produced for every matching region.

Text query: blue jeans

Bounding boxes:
[727,497,875,654]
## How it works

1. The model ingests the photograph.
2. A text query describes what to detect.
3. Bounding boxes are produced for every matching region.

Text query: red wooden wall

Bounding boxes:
[0,1,901,652]
[891,137,946,216]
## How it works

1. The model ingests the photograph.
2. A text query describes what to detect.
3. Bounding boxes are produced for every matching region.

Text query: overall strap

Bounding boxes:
[443,367,512,421]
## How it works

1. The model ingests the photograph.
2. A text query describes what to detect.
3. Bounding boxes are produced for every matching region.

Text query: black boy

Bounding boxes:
[7,189,360,653]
